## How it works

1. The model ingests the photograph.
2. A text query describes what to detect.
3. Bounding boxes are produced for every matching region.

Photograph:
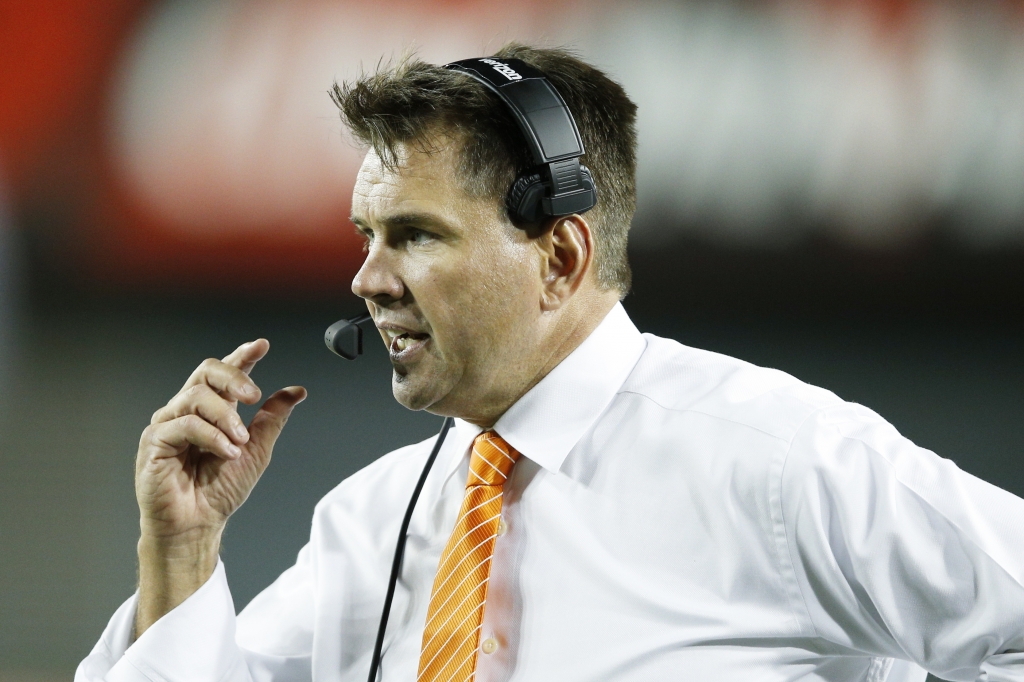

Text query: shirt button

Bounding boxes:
[481,637,499,655]
[496,518,508,536]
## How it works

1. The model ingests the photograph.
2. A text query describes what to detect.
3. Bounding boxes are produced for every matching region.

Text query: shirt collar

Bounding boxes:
[443,303,646,479]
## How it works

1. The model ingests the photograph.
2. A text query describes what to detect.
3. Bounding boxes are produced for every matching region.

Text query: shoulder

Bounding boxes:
[618,332,844,444]
[617,333,947,499]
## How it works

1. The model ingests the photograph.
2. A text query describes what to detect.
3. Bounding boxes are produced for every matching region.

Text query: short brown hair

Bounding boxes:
[331,43,638,295]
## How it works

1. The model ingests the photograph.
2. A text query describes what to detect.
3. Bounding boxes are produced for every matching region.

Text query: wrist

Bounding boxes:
[135,528,224,636]
[138,525,224,556]
[138,528,223,584]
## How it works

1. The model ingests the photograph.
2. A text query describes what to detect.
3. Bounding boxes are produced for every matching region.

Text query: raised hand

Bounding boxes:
[134,339,306,635]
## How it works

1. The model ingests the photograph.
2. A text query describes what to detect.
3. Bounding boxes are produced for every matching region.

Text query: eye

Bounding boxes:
[409,228,433,245]
[357,229,373,252]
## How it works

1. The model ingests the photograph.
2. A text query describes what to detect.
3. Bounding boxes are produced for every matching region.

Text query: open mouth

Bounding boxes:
[389,331,430,359]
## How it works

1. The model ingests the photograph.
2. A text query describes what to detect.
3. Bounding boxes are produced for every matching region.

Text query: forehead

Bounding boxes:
[352,140,466,220]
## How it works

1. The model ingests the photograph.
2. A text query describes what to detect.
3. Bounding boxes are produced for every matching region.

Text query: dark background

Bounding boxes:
[2,1,1023,679]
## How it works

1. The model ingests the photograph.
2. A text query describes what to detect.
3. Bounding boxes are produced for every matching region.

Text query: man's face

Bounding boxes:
[350,138,544,421]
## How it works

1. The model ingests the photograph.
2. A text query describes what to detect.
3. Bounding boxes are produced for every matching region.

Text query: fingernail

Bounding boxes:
[228,444,242,457]
[243,384,257,396]
[233,424,248,440]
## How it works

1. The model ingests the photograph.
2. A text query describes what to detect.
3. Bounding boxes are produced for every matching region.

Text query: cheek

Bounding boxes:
[467,238,532,296]
[417,232,538,351]
[459,246,538,332]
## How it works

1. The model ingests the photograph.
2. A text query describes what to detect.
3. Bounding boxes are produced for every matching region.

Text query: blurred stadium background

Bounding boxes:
[1,0,1023,679]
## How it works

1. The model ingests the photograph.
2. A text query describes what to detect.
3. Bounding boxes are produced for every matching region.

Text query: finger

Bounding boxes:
[181,357,262,404]
[144,415,242,460]
[243,386,308,468]
[221,338,270,375]
[151,384,250,445]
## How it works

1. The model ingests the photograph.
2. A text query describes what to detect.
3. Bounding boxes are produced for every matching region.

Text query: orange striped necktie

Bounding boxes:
[417,431,520,682]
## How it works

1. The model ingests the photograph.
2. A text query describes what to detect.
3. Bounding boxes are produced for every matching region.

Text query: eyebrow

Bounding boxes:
[349,211,450,232]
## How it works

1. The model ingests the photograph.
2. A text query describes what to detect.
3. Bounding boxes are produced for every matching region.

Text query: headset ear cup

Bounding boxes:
[506,171,547,224]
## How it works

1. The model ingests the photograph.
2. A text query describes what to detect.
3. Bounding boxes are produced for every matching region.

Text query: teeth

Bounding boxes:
[389,331,428,354]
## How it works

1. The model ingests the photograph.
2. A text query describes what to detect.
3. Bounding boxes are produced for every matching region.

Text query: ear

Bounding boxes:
[535,214,595,312]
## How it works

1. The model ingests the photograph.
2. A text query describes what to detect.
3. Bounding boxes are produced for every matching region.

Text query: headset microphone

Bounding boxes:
[324,313,371,359]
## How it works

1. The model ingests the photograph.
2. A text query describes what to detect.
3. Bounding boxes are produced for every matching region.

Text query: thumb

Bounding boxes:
[244,386,307,468]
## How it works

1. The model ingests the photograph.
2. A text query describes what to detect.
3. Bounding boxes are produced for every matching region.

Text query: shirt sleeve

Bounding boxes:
[75,547,315,682]
[777,402,1024,682]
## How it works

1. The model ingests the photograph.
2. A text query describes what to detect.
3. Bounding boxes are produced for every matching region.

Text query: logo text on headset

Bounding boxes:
[480,58,522,81]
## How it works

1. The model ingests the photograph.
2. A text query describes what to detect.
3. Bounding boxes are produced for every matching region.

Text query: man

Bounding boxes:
[78,45,1024,682]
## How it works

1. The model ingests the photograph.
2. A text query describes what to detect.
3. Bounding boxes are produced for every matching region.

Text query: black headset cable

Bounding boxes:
[367,416,455,682]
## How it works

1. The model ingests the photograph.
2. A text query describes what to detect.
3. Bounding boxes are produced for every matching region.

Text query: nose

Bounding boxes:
[351,242,404,304]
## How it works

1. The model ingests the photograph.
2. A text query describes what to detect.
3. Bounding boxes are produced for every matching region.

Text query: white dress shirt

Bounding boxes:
[78,304,1024,682]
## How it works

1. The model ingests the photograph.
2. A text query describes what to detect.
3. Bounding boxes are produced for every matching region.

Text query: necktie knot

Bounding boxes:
[468,431,519,487]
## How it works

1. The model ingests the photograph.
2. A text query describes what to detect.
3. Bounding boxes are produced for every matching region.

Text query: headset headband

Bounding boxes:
[444,57,585,164]
[444,57,596,218]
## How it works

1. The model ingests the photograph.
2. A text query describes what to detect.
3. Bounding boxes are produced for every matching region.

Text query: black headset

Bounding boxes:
[325,56,595,682]
[445,57,597,224]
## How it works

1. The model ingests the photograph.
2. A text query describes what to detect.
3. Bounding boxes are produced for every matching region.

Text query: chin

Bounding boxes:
[391,372,441,412]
